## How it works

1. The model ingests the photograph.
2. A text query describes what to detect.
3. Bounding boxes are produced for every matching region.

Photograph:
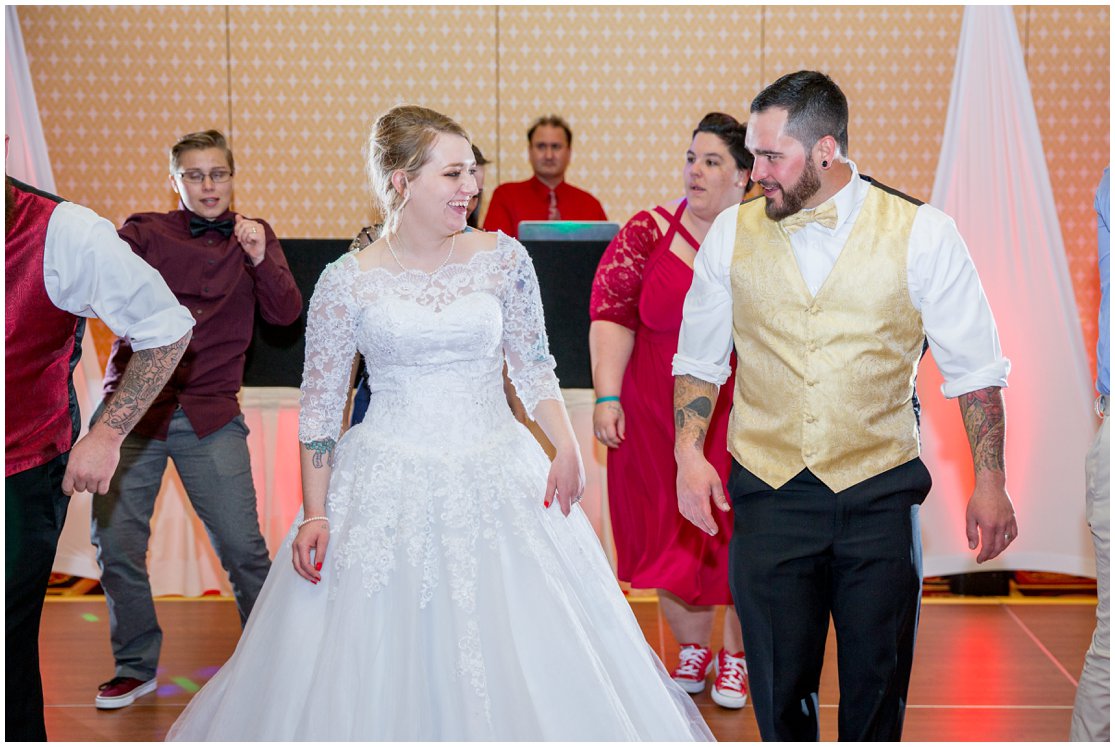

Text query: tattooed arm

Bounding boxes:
[62,330,191,496]
[292,438,335,583]
[673,373,730,535]
[957,386,1018,562]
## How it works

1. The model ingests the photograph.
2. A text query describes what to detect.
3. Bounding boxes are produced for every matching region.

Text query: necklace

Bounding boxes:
[384,232,456,275]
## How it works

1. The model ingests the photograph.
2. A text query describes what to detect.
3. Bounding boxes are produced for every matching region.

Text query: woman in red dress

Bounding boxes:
[589,113,752,710]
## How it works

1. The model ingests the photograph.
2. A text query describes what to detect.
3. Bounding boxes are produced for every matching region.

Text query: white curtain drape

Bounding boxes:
[7,7,112,578]
[920,5,1096,577]
[5,7,54,192]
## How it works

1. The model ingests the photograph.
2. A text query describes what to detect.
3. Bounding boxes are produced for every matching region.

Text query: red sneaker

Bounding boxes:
[95,676,157,709]
[672,644,713,694]
[711,649,748,709]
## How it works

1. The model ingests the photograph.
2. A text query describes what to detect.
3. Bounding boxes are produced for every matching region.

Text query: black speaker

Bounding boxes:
[520,236,614,389]
[242,239,352,387]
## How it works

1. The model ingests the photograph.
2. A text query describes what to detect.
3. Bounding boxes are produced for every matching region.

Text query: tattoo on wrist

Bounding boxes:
[959,386,1005,473]
[304,439,336,469]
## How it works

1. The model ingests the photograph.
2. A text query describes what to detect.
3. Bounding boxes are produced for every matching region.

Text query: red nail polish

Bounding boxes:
[315,562,322,571]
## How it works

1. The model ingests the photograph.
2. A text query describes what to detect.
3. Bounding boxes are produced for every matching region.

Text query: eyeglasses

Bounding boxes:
[176,169,233,184]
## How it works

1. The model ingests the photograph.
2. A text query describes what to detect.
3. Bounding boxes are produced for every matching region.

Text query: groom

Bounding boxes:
[672,70,1016,741]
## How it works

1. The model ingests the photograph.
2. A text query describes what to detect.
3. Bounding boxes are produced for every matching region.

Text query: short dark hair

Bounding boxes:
[527,115,573,148]
[692,112,754,173]
[750,70,849,157]
[170,130,235,175]
[471,143,490,166]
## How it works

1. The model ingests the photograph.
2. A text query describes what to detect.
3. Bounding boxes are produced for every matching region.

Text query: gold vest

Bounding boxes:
[728,181,925,492]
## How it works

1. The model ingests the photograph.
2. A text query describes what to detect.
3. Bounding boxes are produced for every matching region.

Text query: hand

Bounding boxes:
[234,215,266,266]
[592,401,625,448]
[543,447,585,516]
[676,454,729,536]
[965,481,1017,563]
[61,426,123,496]
[292,521,330,584]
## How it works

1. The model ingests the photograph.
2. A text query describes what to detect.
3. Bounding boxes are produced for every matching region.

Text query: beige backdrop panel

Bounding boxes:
[18,6,231,229]
[227,5,498,237]
[17,4,1109,369]
[1023,5,1109,372]
[762,6,963,203]
[495,5,764,222]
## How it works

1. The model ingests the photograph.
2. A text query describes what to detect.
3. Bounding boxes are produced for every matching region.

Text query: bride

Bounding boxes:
[166,105,713,741]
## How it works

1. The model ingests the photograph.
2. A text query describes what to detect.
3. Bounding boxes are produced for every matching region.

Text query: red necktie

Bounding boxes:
[547,189,561,221]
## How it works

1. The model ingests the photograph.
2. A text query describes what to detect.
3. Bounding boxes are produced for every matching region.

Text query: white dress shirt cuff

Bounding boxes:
[671,355,731,387]
[939,358,1011,399]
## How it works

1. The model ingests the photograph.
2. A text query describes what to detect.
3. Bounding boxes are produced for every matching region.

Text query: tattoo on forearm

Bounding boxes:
[673,375,717,452]
[101,332,191,436]
[304,439,336,469]
[959,386,1006,473]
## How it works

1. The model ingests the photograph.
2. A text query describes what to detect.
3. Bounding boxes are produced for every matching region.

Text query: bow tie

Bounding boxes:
[189,216,236,238]
[779,201,838,235]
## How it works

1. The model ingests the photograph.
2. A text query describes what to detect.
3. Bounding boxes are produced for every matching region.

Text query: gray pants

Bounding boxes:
[1072,396,1110,741]
[90,407,271,680]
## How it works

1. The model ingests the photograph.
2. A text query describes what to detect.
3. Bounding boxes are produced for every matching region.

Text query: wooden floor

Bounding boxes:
[40,594,1096,741]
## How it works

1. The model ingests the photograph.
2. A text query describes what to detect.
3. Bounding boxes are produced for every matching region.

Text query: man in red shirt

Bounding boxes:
[483,115,607,238]
[90,130,303,711]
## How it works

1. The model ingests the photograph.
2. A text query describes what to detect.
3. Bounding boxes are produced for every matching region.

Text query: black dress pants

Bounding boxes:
[728,458,932,741]
[6,453,72,742]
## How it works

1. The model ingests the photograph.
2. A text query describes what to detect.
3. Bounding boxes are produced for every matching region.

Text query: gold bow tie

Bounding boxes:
[779,201,838,235]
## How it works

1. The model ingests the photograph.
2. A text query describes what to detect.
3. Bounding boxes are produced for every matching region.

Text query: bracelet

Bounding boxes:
[298,516,329,529]
[595,396,621,405]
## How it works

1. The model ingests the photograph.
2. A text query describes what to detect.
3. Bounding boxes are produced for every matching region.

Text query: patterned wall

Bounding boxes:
[495,5,763,221]
[226,5,497,237]
[1022,5,1109,371]
[16,5,1109,368]
[762,5,963,203]
[17,5,230,225]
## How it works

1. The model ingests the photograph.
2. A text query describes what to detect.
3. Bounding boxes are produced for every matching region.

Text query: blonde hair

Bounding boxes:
[170,130,235,175]
[365,105,470,236]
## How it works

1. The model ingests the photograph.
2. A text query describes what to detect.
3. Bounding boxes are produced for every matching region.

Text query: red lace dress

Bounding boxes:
[589,200,734,605]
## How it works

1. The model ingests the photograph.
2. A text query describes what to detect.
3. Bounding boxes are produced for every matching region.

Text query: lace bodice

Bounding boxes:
[298,232,562,443]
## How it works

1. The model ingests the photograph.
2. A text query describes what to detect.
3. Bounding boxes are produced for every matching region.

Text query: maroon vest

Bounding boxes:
[5,179,85,477]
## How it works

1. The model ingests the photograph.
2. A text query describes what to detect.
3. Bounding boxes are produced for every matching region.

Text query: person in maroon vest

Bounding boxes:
[89,130,303,711]
[5,174,194,741]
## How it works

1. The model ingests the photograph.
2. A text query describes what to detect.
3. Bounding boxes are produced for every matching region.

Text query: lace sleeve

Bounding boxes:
[589,210,661,329]
[298,257,358,443]
[497,234,563,417]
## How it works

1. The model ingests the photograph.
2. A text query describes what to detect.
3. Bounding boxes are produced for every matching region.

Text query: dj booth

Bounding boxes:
[53,223,624,595]
[241,222,619,391]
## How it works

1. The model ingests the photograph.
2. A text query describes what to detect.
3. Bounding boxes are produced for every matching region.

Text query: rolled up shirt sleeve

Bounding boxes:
[44,201,194,351]
[909,205,1010,398]
[672,205,737,387]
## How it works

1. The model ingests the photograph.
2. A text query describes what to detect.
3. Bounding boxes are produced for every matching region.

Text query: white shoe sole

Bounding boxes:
[673,676,707,694]
[711,684,747,709]
[95,679,158,709]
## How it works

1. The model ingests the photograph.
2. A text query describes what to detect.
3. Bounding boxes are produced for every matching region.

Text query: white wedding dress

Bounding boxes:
[166,233,713,741]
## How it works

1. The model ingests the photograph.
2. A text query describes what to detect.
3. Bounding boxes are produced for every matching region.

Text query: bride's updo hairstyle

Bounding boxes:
[366,105,470,236]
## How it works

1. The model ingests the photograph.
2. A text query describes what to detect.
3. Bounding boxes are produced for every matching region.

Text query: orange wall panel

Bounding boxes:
[16,5,1108,362]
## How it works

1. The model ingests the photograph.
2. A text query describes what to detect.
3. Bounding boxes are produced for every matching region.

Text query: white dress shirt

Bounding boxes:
[43,201,194,350]
[673,161,1010,398]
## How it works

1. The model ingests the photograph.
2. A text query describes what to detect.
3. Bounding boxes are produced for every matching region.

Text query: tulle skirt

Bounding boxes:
[166,417,713,741]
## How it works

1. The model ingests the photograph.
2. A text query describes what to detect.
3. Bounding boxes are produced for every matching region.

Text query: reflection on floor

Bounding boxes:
[40,594,1095,741]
